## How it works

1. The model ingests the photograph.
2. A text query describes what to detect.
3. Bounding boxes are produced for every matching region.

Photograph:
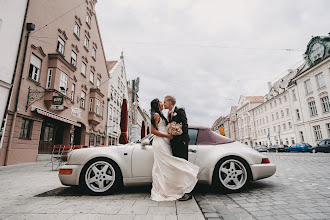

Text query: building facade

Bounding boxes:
[288,36,330,146]
[0,0,109,165]
[106,53,129,145]
[251,71,297,146]
[236,96,264,147]
[0,0,28,145]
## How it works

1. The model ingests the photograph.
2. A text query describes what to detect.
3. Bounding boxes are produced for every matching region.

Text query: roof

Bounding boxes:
[245,96,264,103]
[106,61,118,72]
[189,125,235,145]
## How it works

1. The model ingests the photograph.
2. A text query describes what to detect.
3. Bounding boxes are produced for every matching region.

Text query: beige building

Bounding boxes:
[236,96,264,146]
[0,0,109,165]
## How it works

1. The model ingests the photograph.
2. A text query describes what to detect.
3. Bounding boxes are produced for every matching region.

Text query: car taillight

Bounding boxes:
[261,158,270,164]
[59,169,72,175]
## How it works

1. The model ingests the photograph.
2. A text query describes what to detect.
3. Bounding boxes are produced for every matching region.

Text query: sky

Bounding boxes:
[95,0,330,127]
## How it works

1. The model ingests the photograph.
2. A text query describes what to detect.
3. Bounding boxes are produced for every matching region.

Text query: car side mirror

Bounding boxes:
[141,139,150,148]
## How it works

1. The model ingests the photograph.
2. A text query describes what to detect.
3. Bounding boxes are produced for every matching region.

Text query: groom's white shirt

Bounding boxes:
[168,105,176,114]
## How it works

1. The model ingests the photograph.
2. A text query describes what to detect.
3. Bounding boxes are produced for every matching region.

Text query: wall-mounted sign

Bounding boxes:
[71,106,82,118]
[52,96,63,105]
[50,105,64,110]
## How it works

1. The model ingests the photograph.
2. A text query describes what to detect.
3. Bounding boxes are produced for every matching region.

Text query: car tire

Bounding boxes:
[299,149,302,153]
[213,157,251,193]
[80,157,122,195]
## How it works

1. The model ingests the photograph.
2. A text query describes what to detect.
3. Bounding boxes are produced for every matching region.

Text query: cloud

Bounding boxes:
[96,0,330,127]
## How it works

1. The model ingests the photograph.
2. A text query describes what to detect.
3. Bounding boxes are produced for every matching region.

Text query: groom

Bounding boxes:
[163,95,192,201]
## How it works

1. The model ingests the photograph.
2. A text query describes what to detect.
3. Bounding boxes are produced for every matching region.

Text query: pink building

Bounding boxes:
[0,0,109,165]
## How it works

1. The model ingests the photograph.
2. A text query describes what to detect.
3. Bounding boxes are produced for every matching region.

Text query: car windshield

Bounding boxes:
[138,133,154,143]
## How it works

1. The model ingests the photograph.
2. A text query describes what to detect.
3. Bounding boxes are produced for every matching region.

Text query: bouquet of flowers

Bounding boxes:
[166,121,183,136]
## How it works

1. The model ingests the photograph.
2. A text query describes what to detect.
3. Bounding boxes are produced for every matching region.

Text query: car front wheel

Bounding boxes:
[213,157,250,192]
[80,158,122,195]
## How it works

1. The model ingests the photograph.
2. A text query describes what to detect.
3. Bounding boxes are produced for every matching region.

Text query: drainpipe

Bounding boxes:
[4,19,35,165]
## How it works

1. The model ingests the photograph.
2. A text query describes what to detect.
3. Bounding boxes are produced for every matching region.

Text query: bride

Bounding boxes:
[150,98,199,201]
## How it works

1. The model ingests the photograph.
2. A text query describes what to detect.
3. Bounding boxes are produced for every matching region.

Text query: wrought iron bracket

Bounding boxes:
[25,87,54,111]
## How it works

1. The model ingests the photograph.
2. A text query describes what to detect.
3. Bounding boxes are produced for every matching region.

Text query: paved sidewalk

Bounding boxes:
[0,161,205,220]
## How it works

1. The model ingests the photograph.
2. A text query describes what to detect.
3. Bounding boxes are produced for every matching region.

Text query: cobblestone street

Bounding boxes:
[194,153,330,220]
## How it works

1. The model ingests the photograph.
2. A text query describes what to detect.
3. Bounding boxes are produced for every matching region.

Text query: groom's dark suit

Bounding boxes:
[169,107,190,160]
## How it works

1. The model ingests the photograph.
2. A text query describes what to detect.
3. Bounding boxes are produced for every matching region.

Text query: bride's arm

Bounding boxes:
[151,114,172,139]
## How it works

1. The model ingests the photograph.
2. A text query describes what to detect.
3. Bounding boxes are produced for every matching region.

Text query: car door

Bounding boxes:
[326,140,330,152]
[317,140,326,152]
[188,129,198,164]
[131,136,154,178]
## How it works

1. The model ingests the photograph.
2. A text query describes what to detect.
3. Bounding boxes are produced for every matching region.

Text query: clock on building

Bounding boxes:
[309,42,325,63]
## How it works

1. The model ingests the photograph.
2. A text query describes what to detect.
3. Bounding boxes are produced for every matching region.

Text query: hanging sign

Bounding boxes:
[52,96,63,105]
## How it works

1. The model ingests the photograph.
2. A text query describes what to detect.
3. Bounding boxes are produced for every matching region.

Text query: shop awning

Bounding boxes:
[31,106,81,127]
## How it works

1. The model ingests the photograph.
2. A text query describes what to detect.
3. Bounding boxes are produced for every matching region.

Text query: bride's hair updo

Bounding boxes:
[151,98,168,129]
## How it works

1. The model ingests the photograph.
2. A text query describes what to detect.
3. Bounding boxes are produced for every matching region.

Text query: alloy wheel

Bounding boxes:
[218,159,248,190]
[85,161,116,193]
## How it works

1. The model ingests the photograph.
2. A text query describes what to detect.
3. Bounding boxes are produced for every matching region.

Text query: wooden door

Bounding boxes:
[38,123,55,154]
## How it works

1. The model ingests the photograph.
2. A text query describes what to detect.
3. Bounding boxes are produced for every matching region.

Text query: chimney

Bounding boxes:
[267,82,272,91]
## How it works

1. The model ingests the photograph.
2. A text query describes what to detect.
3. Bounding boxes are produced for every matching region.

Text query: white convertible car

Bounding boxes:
[59,125,276,195]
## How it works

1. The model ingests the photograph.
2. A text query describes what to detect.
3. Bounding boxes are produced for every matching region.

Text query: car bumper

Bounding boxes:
[58,164,84,186]
[251,163,276,180]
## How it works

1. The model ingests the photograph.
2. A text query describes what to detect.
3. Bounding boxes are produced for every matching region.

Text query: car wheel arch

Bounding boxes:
[212,155,253,185]
[79,157,124,190]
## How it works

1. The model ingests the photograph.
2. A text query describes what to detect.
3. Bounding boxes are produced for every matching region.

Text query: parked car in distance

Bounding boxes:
[286,143,312,152]
[310,139,330,153]
[268,145,288,153]
[253,145,268,152]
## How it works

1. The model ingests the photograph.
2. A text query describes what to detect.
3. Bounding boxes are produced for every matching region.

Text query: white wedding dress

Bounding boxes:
[150,118,200,201]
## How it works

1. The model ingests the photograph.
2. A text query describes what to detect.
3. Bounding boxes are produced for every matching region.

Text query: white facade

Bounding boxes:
[288,48,330,146]
[236,96,264,147]
[0,0,27,145]
[106,55,129,145]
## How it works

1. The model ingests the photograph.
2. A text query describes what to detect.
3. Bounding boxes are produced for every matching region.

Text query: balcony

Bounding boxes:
[88,111,102,125]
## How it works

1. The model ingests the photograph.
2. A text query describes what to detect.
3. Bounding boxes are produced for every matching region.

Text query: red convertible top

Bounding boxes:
[189,125,235,145]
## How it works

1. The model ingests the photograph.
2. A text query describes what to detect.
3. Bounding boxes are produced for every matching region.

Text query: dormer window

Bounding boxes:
[309,42,325,63]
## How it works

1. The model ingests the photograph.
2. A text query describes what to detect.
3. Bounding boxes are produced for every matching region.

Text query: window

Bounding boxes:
[86,13,91,26]
[327,124,330,137]
[272,114,274,121]
[121,66,124,77]
[74,22,80,37]
[291,138,295,144]
[273,126,276,132]
[292,90,297,101]
[96,135,101,147]
[281,110,284,118]
[81,91,86,108]
[71,51,77,67]
[284,95,287,102]
[188,129,198,145]
[46,68,53,89]
[59,72,68,95]
[89,133,95,147]
[316,73,325,89]
[265,106,267,111]
[81,62,86,76]
[300,131,304,142]
[84,36,89,49]
[96,99,100,115]
[90,71,94,83]
[276,112,279,119]
[266,116,268,123]
[262,118,265,124]
[28,54,41,81]
[321,96,330,112]
[118,78,120,88]
[286,108,290,116]
[109,107,112,119]
[92,47,96,59]
[268,128,270,134]
[71,84,75,101]
[274,100,277,106]
[283,123,286,130]
[270,103,272,108]
[296,109,300,120]
[308,101,318,116]
[288,122,292,129]
[19,118,32,139]
[97,78,100,88]
[279,98,282,104]
[313,125,323,140]
[278,125,280,131]
[57,36,65,54]
[305,79,312,94]
[89,98,93,112]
